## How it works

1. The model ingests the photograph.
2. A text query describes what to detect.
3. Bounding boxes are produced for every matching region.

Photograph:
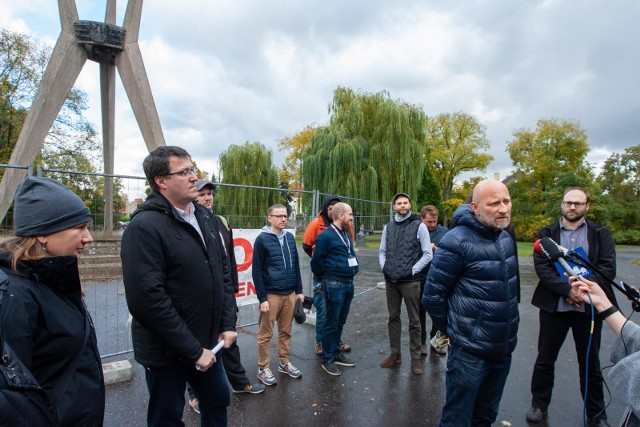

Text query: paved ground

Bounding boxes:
[103,247,640,427]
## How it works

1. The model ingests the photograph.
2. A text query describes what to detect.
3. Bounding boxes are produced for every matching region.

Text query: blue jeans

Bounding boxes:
[321,279,354,361]
[440,345,512,427]
[144,359,229,427]
[313,277,326,343]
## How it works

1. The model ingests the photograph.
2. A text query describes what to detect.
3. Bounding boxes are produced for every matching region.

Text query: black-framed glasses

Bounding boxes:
[562,201,587,208]
[165,167,196,177]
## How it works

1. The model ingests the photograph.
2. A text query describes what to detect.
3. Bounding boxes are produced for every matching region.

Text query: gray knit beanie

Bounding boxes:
[13,177,91,237]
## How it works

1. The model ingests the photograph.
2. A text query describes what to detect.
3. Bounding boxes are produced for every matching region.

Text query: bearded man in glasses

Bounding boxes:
[526,187,617,427]
[121,146,237,426]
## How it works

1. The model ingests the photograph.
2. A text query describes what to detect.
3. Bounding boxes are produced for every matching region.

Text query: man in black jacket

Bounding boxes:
[526,187,616,427]
[121,146,237,426]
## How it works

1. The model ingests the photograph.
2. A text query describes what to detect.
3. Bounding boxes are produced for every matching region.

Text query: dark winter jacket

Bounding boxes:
[531,218,617,313]
[310,225,359,282]
[252,227,303,303]
[423,205,520,361]
[121,191,236,368]
[0,252,105,426]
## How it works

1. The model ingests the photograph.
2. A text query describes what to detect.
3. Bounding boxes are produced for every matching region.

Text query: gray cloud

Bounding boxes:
[2,0,639,182]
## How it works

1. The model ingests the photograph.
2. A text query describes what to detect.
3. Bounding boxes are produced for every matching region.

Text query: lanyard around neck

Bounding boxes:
[331,224,350,252]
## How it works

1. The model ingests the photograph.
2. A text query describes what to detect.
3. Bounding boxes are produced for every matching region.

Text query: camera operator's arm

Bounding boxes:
[572,276,640,421]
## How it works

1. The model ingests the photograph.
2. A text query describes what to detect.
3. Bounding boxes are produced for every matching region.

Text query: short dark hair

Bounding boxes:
[143,146,191,192]
[420,205,440,218]
[562,187,590,204]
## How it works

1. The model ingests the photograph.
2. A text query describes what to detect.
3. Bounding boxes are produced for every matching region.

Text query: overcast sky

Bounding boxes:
[2,0,639,184]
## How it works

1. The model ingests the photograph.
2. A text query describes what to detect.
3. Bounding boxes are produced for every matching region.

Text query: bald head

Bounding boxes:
[471,179,512,230]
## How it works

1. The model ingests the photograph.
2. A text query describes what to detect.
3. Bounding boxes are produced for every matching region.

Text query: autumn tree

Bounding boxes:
[216,142,280,228]
[0,28,123,230]
[1,28,100,168]
[424,112,493,220]
[278,124,316,190]
[505,118,594,239]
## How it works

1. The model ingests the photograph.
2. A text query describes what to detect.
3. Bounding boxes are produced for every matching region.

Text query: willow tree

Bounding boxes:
[425,112,493,207]
[216,141,279,228]
[303,87,425,206]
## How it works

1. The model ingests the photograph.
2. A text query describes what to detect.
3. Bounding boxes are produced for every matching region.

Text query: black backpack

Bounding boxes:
[0,270,58,426]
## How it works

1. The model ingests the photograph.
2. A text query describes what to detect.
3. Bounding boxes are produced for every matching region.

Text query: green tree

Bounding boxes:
[302,87,426,231]
[597,144,640,244]
[305,87,424,199]
[216,142,279,228]
[415,165,442,215]
[505,118,594,240]
[425,112,493,214]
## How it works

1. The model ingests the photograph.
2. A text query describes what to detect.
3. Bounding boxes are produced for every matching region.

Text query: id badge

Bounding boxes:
[348,257,358,267]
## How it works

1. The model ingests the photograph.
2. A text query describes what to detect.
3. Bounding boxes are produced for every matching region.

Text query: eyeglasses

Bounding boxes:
[269,215,288,220]
[165,167,196,177]
[562,201,587,208]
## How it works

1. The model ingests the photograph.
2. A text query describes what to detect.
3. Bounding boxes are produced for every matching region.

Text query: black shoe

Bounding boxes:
[334,354,355,367]
[321,360,341,376]
[525,406,547,423]
[588,418,611,427]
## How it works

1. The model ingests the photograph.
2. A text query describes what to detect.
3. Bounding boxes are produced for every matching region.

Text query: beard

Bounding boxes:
[342,220,353,237]
[562,211,586,223]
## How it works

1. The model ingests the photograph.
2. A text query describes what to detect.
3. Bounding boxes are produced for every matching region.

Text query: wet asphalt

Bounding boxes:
[104,247,640,427]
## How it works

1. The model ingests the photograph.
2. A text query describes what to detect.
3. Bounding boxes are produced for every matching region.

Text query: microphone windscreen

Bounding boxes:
[538,237,564,261]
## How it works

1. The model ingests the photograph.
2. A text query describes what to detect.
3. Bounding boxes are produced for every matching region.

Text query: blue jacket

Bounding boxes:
[252,227,303,303]
[311,225,359,282]
[423,205,520,360]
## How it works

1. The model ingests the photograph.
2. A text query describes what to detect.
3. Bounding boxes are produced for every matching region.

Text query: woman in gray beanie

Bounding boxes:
[0,177,105,426]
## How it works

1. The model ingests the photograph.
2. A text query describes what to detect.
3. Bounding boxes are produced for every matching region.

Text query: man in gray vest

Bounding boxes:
[379,193,432,375]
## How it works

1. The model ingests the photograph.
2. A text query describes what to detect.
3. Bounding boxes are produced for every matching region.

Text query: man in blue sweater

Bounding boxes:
[311,202,359,376]
[252,204,305,386]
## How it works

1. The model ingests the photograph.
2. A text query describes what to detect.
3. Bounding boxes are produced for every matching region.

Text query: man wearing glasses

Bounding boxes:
[121,146,237,426]
[526,187,617,427]
[252,204,305,386]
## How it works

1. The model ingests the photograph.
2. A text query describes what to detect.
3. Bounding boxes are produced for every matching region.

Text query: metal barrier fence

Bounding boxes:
[1,165,393,359]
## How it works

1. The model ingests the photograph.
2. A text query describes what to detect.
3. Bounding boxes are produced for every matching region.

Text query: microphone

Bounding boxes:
[533,237,581,279]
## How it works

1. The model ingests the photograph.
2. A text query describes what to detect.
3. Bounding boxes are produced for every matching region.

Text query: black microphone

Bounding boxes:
[533,237,581,279]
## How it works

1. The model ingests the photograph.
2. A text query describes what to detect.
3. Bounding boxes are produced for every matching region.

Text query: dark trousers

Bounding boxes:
[386,280,422,359]
[419,280,438,343]
[530,309,606,420]
[145,360,229,427]
[322,279,354,361]
[188,342,250,400]
[440,345,512,426]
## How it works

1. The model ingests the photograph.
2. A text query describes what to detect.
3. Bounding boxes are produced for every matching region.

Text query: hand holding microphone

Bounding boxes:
[534,237,583,306]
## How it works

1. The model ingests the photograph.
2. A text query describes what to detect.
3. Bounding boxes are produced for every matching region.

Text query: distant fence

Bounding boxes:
[0,164,393,359]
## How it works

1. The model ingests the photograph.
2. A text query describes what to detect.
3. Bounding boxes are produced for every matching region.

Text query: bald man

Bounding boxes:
[422,179,520,427]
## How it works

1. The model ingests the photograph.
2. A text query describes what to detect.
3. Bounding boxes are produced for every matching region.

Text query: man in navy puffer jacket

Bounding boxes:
[253,204,305,386]
[423,179,519,427]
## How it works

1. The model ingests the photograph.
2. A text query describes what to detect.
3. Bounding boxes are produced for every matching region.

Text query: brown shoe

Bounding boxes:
[411,358,423,375]
[379,354,401,368]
